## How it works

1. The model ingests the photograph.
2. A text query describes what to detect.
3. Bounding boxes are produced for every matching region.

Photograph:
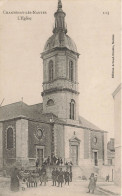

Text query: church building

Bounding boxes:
[0,0,108,178]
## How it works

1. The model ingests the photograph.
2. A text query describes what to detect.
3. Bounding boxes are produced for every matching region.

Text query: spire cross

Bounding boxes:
[58,0,62,9]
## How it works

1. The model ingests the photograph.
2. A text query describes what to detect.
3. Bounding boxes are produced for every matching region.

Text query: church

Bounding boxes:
[0,0,108,178]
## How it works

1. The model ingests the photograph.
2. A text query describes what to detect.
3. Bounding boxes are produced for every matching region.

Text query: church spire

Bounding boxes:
[53,0,67,34]
[58,0,62,10]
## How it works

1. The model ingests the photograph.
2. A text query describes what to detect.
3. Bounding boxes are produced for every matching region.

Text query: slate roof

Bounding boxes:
[0,101,105,132]
[79,116,103,131]
[43,33,78,53]
[0,101,64,124]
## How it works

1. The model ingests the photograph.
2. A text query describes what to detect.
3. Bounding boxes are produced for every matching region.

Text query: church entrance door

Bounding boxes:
[36,147,44,166]
[71,145,78,165]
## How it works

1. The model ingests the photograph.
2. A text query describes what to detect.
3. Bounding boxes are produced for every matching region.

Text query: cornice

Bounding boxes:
[41,47,80,59]
[41,87,80,96]
[0,115,107,133]
[43,78,78,85]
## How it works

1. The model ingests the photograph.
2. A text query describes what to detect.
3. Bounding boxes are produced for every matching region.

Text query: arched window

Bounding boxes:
[70,99,75,120]
[69,61,73,81]
[47,99,54,106]
[49,60,54,81]
[7,127,14,149]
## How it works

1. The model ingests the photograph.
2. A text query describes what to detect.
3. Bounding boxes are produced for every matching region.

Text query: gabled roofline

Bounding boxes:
[0,115,107,133]
[0,101,28,108]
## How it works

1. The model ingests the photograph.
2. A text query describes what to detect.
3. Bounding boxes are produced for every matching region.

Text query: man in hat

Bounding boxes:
[52,168,57,186]
[57,168,64,187]
[64,169,70,185]
[87,173,96,194]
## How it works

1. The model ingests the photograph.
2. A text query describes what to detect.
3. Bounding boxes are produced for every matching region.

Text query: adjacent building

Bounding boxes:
[112,83,122,186]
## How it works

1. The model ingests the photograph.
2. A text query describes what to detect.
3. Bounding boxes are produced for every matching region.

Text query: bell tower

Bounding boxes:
[41,0,80,123]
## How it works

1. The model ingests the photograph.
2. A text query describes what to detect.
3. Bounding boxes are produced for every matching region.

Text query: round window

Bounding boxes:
[37,129,43,139]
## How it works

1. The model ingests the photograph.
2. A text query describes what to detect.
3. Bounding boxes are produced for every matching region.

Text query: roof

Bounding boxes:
[43,33,78,53]
[112,83,122,98]
[0,102,106,132]
[0,101,64,124]
[79,116,104,132]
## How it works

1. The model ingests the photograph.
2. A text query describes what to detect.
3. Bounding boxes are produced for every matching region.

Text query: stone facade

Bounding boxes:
[28,120,52,160]
[42,49,79,122]
[0,0,109,180]
[16,119,28,166]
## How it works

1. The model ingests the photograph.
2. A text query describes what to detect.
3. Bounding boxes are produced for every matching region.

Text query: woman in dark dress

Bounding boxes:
[10,167,19,191]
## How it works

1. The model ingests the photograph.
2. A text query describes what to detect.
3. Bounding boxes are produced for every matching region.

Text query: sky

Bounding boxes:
[0,0,121,139]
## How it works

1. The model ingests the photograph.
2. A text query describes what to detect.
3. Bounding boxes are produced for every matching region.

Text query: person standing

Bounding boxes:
[64,169,70,185]
[60,158,63,166]
[53,155,57,165]
[106,174,110,182]
[52,168,57,186]
[57,168,64,187]
[36,158,39,168]
[10,167,19,192]
[40,168,48,186]
[56,158,60,165]
[87,173,96,194]
[94,175,97,191]
[47,156,50,166]
[55,168,59,184]
[69,171,72,182]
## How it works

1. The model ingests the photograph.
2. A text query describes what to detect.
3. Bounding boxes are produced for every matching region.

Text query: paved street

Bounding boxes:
[0,178,109,196]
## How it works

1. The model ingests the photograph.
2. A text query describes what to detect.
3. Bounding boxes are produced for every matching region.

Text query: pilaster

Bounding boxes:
[16,119,28,165]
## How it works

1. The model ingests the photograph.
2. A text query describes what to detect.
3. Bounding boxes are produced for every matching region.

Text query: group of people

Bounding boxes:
[10,167,98,194]
[10,166,72,191]
[36,156,64,168]
[52,168,72,187]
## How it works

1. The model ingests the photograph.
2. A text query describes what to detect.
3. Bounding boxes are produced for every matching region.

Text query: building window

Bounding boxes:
[7,127,14,149]
[70,99,75,120]
[94,151,98,166]
[69,61,73,81]
[49,60,53,81]
[108,159,112,165]
[47,99,54,106]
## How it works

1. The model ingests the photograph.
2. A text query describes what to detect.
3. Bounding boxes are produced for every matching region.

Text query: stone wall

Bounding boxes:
[42,49,79,121]
[54,124,64,158]
[16,119,28,166]
[64,125,84,164]
[84,129,90,159]
[43,91,79,121]
[90,131,104,161]
[28,120,52,159]
[99,165,115,181]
